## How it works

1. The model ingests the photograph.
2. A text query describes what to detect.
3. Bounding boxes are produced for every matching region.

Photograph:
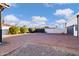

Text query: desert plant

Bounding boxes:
[34,28,45,33]
[9,26,20,34]
[20,27,29,33]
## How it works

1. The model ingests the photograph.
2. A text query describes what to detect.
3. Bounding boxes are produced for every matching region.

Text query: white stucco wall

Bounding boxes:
[66,12,78,36]
[45,28,66,34]
[74,25,77,36]
[2,26,10,35]
[66,16,77,27]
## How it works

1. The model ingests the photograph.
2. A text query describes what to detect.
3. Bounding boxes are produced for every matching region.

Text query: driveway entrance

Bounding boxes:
[1,33,79,56]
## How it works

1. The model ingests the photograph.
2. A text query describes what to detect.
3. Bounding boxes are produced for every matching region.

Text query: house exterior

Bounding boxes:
[45,28,66,34]
[2,24,11,35]
[66,12,78,37]
[45,25,66,34]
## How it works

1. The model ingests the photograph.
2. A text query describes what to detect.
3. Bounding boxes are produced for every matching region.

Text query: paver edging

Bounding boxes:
[2,33,30,38]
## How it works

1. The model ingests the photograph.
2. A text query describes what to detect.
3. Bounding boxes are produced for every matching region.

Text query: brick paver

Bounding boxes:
[7,44,77,56]
[0,33,79,56]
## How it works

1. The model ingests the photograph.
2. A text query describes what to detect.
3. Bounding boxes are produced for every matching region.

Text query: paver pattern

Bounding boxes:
[1,33,79,56]
[7,44,77,56]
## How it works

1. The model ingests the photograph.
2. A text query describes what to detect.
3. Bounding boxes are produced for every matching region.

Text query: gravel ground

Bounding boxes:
[6,44,77,56]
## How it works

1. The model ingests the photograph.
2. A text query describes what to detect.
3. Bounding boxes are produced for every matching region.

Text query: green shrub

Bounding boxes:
[31,28,36,32]
[9,26,20,34]
[20,27,29,33]
[29,28,36,33]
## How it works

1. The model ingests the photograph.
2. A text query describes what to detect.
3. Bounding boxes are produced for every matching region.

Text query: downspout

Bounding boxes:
[77,15,79,37]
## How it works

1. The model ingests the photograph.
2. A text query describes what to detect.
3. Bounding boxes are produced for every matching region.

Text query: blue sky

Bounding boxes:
[2,3,79,28]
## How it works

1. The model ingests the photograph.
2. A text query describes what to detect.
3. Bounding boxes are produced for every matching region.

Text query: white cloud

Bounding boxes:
[55,19,67,29]
[4,15,48,28]
[28,21,47,28]
[4,14,31,27]
[16,20,31,27]
[31,16,47,28]
[56,19,66,24]
[54,8,74,18]
[9,3,16,7]
[33,21,46,25]
[32,16,47,22]
[4,14,20,25]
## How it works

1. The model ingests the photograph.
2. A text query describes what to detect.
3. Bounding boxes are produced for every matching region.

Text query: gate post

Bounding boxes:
[0,3,9,44]
[0,9,2,44]
[77,15,79,37]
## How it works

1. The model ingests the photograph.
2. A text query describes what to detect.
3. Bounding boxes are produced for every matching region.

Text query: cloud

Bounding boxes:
[4,15,48,28]
[4,14,20,25]
[54,8,74,18]
[32,16,47,22]
[30,16,48,28]
[16,20,31,27]
[56,19,66,24]
[9,3,16,7]
[4,14,31,27]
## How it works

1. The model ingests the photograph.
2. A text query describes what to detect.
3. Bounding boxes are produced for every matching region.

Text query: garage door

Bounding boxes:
[67,26,74,35]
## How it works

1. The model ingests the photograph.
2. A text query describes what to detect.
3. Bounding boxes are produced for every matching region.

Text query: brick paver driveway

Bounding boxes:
[1,33,79,56]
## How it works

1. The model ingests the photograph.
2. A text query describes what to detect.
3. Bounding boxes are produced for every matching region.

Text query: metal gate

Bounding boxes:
[67,25,74,35]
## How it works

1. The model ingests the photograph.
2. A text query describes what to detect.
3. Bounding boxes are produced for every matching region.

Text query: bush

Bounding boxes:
[29,28,36,33]
[34,28,45,33]
[20,27,29,33]
[9,26,20,34]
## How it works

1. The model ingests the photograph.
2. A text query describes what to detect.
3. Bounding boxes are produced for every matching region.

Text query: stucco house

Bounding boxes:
[45,25,66,34]
[66,12,79,37]
[2,24,11,35]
